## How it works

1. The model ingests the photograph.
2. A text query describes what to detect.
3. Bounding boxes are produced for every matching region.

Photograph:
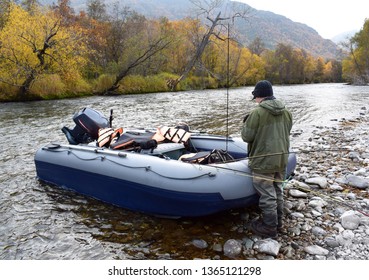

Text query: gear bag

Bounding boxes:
[180,149,234,164]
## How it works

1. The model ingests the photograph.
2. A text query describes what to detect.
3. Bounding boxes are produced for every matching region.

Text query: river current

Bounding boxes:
[1,83,368,259]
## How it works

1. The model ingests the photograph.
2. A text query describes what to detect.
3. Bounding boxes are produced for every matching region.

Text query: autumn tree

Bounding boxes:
[20,0,38,11]
[51,0,76,26]
[248,37,265,56]
[161,18,200,75]
[0,3,88,100]
[342,19,369,84]
[303,52,317,83]
[86,0,107,21]
[167,0,250,90]
[0,0,12,29]
[81,2,174,94]
[328,59,343,83]
[202,37,264,87]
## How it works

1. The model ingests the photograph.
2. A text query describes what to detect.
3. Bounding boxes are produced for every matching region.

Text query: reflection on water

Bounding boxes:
[1,83,368,259]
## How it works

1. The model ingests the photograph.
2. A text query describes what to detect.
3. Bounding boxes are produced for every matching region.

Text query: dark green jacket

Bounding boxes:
[241,98,292,173]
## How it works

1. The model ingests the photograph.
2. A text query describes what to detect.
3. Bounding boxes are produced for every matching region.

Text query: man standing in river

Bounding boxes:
[241,80,293,238]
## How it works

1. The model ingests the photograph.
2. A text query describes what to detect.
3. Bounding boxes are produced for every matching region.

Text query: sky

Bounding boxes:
[235,0,369,39]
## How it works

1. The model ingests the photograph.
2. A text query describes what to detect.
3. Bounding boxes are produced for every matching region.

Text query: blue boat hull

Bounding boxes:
[34,134,296,217]
[35,161,259,217]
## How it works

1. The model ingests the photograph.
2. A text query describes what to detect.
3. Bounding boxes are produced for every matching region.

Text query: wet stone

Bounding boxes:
[308,198,328,209]
[340,210,361,230]
[212,243,223,252]
[223,239,242,258]
[305,177,328,188]
[336,230,355,247]
[289,189,308,198]
[192,239,208,249]
[325,237,340,248]
[311,226,327,236]
[346,174,369,189]
[304,245,329,256]
[253,239,281,257]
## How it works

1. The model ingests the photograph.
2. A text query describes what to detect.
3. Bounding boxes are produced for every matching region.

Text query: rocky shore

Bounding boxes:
[190,107,369,260]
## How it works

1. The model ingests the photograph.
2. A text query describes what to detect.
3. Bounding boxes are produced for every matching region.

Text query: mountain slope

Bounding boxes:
[40,0,341,59]
[236,6,341,58]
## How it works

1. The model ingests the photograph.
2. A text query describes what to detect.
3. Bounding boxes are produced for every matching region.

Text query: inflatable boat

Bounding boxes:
[34,108,296,217]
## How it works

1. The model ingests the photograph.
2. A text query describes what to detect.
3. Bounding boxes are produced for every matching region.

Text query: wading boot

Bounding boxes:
[250,220,278,238]
[277,218,283,230]
[277,218,288,234]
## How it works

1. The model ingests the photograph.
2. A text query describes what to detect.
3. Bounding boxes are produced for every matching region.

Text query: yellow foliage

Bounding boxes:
[0,3,89,97]
[94,74,116,93]
[204,38,265,86]
[30,74,66,98]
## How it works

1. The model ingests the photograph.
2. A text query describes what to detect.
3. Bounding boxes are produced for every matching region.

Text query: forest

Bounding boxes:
[0,0,368,101]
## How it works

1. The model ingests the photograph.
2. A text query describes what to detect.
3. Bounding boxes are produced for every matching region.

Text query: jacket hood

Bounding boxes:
[259,99,286,115]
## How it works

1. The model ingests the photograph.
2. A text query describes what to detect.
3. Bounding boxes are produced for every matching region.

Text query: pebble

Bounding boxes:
[192,239,208,249]
[289,189,308,198]
[305,177,328,188]
[253,239,281,257]
[336,230,355,247]
[223,239,242,258]
[340,210,361,230]
[311,226,327,236]
[304,245,329,255]
[345,174,369,189]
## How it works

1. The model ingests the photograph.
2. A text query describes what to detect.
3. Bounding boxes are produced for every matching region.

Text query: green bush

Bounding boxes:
[30,74,92,99]
[116,73,219,94]
[118,73,181,94]
[184,75,219,90]
[30,74,66,99]
[0,83,18,102]
[93,74,116,94]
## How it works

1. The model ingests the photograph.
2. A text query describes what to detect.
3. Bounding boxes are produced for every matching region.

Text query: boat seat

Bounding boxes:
[110,131,156,150]
[139,143,186,160]
[179,151,211,163]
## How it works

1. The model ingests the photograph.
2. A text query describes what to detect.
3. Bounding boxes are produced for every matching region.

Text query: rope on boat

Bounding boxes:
[42,143,352,184]
[43,147,216,180]
[43,144,293,183]
[42,145,369,215]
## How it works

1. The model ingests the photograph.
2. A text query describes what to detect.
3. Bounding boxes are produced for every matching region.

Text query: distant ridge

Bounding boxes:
[235,5,341,58]
[40,0,342,59]
[331,30,358,44]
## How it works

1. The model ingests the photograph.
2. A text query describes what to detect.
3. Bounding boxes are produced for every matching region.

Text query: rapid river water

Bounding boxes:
[1,83,369,259]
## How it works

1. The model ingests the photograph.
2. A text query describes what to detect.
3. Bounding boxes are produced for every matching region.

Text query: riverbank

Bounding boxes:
[142,104,364,260]
[105,107,369,260]
[196,107,369,260]
[0,73,220,102]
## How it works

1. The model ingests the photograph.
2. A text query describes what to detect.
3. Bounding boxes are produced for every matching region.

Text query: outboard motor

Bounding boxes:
[62,108,109,144]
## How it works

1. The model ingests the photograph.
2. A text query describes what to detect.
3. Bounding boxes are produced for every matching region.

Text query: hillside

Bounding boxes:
[236,6,341,59]
[41,0,341,59]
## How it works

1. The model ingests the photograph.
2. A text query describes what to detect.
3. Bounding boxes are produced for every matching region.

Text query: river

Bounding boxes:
[1,83,368,260]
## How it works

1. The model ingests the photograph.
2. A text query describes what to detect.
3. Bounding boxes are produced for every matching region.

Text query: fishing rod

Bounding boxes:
[292,182,369,218]
[109,109,114,128]
[212,147,352,164]
[246,147,351,160]
[225,22,230,152]
[206,159,369,217]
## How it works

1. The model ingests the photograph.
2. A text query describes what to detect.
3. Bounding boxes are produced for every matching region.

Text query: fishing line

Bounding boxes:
[225,22,230,152]
[215,147,351,163]
[209,162,369,217]
[292,183,369,218]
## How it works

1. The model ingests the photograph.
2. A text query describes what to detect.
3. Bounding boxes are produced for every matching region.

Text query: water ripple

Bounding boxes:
[1,84,368,259]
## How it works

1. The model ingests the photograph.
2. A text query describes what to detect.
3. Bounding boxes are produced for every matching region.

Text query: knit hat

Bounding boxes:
[252,80,273,99]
